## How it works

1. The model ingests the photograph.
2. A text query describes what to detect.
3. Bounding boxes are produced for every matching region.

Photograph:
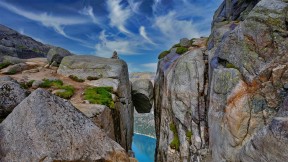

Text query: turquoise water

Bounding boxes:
[132,134,156,162]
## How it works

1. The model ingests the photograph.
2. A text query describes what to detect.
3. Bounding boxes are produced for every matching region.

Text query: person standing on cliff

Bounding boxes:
[111,51,119,59]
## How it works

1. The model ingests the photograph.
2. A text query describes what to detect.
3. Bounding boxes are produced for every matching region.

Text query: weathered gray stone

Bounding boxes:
[1,63,29,74]
[58,55,134,151]
[132,79,153,113]
[47,47,72,66]
[31,80,43,89]
[180,38,191,47]
[0,89,129,161]
[0,79,28,118]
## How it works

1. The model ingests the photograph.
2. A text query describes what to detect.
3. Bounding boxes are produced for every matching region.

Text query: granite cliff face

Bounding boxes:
[154,0,288,161]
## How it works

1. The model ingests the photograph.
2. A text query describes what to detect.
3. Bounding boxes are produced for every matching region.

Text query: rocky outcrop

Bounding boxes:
[0,77,28,119]
[0,89,130,161]
[154,38,209,161]
[0,24,50,60]
[154,0,288,161]
[58,55,134,152]
[47,47,72,66]
[208,0,288,161]
[132,79,153,113]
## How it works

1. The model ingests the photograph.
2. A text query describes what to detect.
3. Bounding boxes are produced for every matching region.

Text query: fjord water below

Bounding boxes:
[132,133,156,162]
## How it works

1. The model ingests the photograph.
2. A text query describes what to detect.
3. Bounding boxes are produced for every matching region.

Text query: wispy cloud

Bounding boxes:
[141,63,158,72]
[127,0,142,14]
[0,1,90,44]
[95,30,138,57]
[139,26,155,44]
[79,6,98,24]
[106,0,132,34]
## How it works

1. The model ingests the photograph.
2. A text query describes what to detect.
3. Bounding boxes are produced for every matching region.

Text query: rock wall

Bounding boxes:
[154,0,288,161]
[58,55,134,152]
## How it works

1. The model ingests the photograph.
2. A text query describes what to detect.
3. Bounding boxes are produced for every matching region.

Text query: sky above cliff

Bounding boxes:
[0,0,222,72]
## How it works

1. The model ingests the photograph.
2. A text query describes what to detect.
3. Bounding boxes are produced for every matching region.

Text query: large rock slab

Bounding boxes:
[132,79,153,113]
[0,89,129,161]
[58,55,134,152]
[0,77,28,118]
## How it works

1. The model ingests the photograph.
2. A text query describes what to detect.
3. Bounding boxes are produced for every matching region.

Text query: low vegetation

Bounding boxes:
[55,85,75,99]
[6,69,18,75]
[186,131,193,143]
[20,80,35,89]
[39,79,63,88]
[69,75,85,82]
[172,43,181,48]
[158,50,170,59]
[87,76,99,81]
[0,62,11,69]
[169,122,180,151]
[176,47,188,55]
[83,86,114,109]
[226,63,237,69]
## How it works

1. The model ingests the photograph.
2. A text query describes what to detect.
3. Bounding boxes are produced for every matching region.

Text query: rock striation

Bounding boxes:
[154,0,288,161]
[0,89,130,161]
[58,55,134,152]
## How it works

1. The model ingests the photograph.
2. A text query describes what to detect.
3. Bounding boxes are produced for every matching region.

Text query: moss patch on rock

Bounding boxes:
[69,75,85,82]
[39,79,63,88]
[84,87,114,109]
[176,47,188,55]
[158,50,170,59]
[55,85,75,99]
[0,62,11,70]
[169,122,180,151]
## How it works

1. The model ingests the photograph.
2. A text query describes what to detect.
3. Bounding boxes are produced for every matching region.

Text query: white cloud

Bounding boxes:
[141,63,158,72]
[106,0,132,34]
[154,12,200,40]
[0,1,89,44]
[139,26,155,44]
[127,0,142,14]
[79,6,98,24]
[95,30,137,57]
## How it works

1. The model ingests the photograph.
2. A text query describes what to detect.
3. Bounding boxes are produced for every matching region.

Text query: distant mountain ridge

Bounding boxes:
[0,24,51,60]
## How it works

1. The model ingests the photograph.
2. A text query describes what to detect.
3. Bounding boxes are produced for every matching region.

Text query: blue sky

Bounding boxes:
[0,0,222,72]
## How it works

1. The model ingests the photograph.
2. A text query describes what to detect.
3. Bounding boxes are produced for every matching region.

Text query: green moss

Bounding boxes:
[84,87,115,109]
[186,131,193,142]
[169,122,180,151]
[226,63,237,69]
[0,62,11,69]
[55,85,75,99]
[158,50,170,59]
[20,80,35,89]
[6,69,17,75]
[69,75,85,82]
[176,47,188,55]
[39,79,63,88]
[87,76,100,81]
[172,43,181,48]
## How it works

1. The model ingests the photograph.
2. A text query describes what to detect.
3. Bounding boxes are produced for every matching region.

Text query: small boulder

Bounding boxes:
[31,80,44,89]
[1,63,29,74]
[180,38,191,47]
[132,79,153,113]
[0,78,28,118]
[47,47,72,66]
[0,89,129,161]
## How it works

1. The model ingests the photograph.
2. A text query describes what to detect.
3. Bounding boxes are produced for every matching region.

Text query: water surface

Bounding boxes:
[132,133,156,162]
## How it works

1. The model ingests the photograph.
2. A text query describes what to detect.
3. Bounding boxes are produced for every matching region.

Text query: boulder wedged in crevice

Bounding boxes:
[132,79,153,113]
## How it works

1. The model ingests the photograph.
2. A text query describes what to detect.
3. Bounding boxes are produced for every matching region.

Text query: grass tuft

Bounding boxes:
[55,85,75,99]
[158,50,170,59]
[69,75,85,82]
[176,47,188,55]
[0,62,11,69]
[83,87,114,109]
[39,79,63,88]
